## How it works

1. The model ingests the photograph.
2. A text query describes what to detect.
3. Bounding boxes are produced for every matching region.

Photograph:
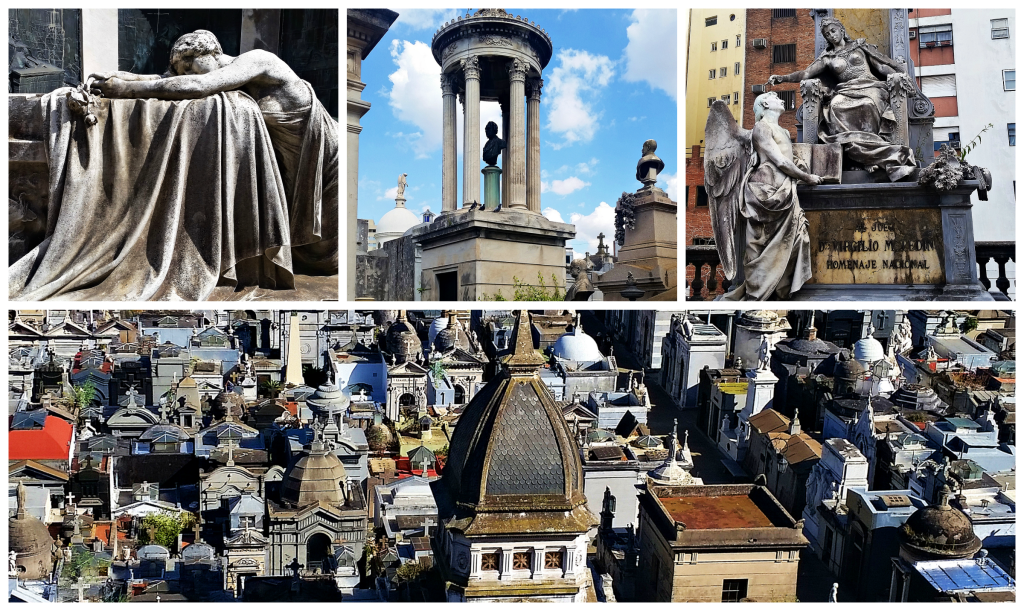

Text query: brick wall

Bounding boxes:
[743,9,817,139]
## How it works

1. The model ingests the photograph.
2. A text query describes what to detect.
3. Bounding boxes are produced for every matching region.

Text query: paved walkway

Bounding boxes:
[582,312,739,485]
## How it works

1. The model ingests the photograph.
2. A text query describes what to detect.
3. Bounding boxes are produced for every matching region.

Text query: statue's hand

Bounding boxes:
[91,77,129,98]
[768,75,784,86]
[87,72,116,83]
[805,174,824,186]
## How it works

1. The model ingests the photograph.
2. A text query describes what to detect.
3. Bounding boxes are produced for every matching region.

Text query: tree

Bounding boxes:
[394,561,428,583]
[260,379,283,398]
[138,511,196,549]
[68,380,96,409]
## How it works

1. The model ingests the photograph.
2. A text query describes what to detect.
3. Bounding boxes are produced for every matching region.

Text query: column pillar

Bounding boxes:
[461,56,481,208]
[441,74,458,213]
[526,77,543,214]
[507,59,528,209]
[499,97,509,209]
[458,90,466,208]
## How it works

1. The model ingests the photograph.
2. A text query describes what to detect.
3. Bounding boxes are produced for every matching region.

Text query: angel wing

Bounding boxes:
[703,100,753,281]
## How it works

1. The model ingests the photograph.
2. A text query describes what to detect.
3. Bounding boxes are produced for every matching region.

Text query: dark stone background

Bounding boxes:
[117,9,242,75]
[9,8,83,86]
[280,9,338,117]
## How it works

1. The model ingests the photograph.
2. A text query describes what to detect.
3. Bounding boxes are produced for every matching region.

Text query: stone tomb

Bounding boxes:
[795,180,991,300]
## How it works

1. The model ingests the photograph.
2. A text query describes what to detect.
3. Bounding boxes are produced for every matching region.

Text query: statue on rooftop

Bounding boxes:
[705,93,821,300]
[396,173,408,198]
[768,17,917,181]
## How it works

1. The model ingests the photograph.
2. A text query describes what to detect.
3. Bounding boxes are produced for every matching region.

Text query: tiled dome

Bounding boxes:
[280,433,348,508]
[439,310,595,536]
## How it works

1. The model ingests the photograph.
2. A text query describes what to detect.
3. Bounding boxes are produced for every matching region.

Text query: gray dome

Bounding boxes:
[552,326,603,363]
[306,378,350,414]
[9,484,54,580]
[280,438,348,508]
[898,492,981,561]
[385,311,419,357]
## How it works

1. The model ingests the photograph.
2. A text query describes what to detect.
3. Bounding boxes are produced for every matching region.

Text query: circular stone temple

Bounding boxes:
[431,9,552,213]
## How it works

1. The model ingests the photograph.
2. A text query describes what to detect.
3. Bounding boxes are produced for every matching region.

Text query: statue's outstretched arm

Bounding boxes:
[769,58,827,85]
[88,71,165,82]
[94,51,271,100]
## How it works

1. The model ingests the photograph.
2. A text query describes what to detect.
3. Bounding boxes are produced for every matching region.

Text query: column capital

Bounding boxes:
[461,55,480,80]
[527,77,543,101]
[440,73,456,96]
[508,58,528,83]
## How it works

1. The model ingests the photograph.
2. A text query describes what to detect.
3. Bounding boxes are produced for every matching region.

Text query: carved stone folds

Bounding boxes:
[799,79,829,145]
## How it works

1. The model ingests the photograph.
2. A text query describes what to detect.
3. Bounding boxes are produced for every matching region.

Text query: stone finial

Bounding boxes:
[501,310,546,372]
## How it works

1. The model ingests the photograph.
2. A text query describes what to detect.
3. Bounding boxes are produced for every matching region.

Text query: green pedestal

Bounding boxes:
[482,165,501,210]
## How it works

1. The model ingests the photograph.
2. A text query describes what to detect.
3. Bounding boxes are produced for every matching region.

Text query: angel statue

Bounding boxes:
[768,17,917,182]
[704,93,822,301]
[396,173,408,198]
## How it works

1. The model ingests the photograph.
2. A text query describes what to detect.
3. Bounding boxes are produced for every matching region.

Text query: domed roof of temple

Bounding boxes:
[853,325,885,364]
[376,201,420,240]
[552,324,603,363]
[279,425,348,508]
[436,310,596,536]
[833,350,867,381]
[428,311,455,347]
[9,483,55,580]
[433,312,461,353]
[648,422,696,486]
[737,309,786,331]
[385,310,420,358]
[898,486,982,560]
[306,374,350,414]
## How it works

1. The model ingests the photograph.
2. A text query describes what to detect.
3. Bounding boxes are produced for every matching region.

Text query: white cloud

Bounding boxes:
[387,40,443,158]
[542,207,565,223]
[395,9,458,31]
[569,201,616,255]
[657,171,678,201]
[544,49,615,148]
[542,176,591,196]
[623,9,677,100]
[575,158,599,175]
[381,186,399,201]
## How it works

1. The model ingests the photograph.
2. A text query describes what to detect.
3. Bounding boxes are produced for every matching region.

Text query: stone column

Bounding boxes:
[461,56,482,207]
[458,90,466,207]
[499,97,509,209]
[441,74,458,213]
[506,59,528,210]
[526,77,543,214]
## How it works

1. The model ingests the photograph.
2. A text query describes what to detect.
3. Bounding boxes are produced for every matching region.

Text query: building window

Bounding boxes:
[992,18,1009,39]
[736,35,741,46]
[918,24,953,47]
[772,44,797,64]
[696,186,709,207]
[706,16,718,27]
[512,551,532,571]
[735,62,741,75]
[1004,69,1016,91]
[733,91,739,104]
[711,41,717,52]
[722,39,728,49]
[481,552,499,571]
[707,97,716,108]
[720,67,727,78]
[779,90,796,110]
[721,95,731,103]
[1009,124,1016,146]
[722,579,748,602]
[772,9,797,19]
[544,551,563,570]
[709,70,716,80]
[920,74,957,98]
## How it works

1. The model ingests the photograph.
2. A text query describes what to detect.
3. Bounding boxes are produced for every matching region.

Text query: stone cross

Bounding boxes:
[287,557,304,579]
[423,517,435,538]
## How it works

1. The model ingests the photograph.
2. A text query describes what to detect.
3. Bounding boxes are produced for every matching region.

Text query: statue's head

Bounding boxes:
[641,139,657,156]
[819,17,851,48]
[485,121,499,139]
[753,91,783,122]
[169,30,225,75]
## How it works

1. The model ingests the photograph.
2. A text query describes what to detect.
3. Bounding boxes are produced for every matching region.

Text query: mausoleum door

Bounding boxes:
[305,533,333,573]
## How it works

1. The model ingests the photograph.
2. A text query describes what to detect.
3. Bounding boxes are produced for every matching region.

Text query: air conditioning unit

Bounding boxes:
[753,38,767,49]
[949,140,962,150]
[909,30,916,39]
[752,84,766,94]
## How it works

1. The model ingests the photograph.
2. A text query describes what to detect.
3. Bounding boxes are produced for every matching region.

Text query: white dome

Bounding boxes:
[854,335,885,365]
[552,327,603,363]
[376,205,420,243]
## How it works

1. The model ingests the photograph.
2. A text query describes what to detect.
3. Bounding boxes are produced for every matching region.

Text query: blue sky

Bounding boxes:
[357,8,678,257]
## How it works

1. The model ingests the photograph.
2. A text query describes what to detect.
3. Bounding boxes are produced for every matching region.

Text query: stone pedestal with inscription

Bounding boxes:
[792,180,993,301]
